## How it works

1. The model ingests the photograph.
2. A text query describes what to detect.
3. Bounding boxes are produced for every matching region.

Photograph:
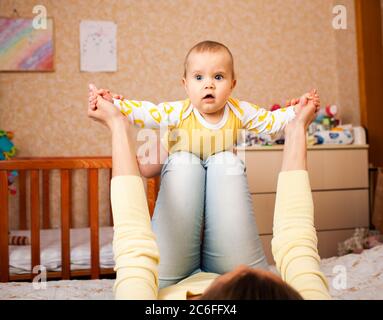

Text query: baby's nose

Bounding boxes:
[204,80,215,89]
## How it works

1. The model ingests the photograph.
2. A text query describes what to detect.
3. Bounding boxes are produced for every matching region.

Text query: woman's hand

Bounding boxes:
[88,84,124,111]
[285,95,318,134]
[286,89,320,116]
[88,84,124,131]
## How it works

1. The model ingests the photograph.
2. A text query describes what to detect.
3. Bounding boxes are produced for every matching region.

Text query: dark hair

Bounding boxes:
[199,269,303,300]
[183,40,235,79]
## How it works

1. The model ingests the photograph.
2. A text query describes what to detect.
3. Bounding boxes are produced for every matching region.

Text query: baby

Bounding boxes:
[89,40,319,166]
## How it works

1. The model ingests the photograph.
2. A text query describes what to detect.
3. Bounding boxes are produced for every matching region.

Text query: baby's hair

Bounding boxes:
[183,40,235,79]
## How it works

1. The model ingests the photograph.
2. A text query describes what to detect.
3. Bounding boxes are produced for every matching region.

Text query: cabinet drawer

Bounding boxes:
[253,189,369,234]
[260,229,355,264]
[240,148,369,193]
[307,149,369,190]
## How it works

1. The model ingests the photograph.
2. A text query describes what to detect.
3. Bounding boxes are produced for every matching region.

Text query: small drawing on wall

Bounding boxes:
[0,18,54,72]
[80,20,117,72]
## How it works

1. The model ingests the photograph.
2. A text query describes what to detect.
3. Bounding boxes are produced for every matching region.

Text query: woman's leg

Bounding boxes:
[151,151,205,288]
[202,151,268,274]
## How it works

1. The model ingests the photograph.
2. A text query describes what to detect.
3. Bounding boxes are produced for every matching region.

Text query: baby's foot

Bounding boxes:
[88,83,114,109]
[293,89,320,115]
[88,84,98,110]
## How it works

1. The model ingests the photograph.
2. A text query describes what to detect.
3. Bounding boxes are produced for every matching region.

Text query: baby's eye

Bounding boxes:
[215,74,224,80]
[195,75,203,81]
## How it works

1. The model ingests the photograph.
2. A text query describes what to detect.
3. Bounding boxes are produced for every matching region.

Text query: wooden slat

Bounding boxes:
[18,170,27,230]
[109,168,113,226]
[60,169,71,280]
[88,169,100,279]
[147,176,160,218]
[9,267,115,281]
[0,171,9,282]
[0,157,112,170]
[68,173,72,229]
[42,170,50,229]
[30,170,40,279]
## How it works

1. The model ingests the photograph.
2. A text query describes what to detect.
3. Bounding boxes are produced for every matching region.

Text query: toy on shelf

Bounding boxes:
[308,104,354,145]
[240,102,355,147]
[0,130,18,195]
[270,104,282,112]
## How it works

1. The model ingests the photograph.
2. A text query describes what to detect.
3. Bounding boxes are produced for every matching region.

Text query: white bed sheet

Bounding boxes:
[9,227,114,273]
[1,244,382,300]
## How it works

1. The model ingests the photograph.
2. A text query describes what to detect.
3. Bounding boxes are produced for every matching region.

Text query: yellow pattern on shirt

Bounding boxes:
[163,105,243,160]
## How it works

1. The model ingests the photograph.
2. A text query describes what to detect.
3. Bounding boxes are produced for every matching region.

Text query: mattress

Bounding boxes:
[1,244,383,300]
[9,227,114,274]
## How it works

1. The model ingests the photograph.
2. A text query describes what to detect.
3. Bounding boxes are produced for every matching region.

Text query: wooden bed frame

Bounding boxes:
[0,157,160,282]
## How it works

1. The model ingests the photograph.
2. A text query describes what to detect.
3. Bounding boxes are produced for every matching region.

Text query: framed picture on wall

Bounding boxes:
[0,17,54,72]
[80,20,117,72]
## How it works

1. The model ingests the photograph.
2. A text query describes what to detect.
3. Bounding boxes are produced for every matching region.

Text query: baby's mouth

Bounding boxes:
[202,94,215,100]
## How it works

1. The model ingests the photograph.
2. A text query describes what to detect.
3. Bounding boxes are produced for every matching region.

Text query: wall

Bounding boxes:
[0,0,361,227]
[0,0,361,157]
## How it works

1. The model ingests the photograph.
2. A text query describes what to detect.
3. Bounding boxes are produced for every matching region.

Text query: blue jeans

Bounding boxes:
[151,151,268,288]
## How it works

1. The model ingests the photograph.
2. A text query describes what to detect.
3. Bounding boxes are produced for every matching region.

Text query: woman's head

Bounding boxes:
[199,265,302,300]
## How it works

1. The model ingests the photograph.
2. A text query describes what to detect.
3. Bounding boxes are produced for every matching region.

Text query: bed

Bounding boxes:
[9,227,114,274]
[0,244,382,299]
[0,157,159,282]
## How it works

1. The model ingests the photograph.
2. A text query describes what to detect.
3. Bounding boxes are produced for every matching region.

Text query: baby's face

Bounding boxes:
[183,50,236,117]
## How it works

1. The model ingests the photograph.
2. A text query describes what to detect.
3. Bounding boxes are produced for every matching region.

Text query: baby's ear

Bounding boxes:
[231,79,237,89]
[182,78,188,93]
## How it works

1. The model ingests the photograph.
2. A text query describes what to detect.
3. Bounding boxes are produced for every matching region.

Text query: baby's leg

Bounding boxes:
[151,151,205,288]
[202,151,268,274]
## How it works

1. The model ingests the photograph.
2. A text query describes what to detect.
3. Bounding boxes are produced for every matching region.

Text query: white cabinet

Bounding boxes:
[237,145,370,264]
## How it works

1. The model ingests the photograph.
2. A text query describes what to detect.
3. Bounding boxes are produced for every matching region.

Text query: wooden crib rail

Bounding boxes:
[0,156,159,282]
[0,156,112,170]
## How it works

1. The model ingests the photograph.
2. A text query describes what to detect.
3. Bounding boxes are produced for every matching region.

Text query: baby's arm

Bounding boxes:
[237,100,296,135]
[238,90,320,135]
[88,84,183,129]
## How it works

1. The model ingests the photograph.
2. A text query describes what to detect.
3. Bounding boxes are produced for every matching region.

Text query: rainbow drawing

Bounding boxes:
[0,18,54,71]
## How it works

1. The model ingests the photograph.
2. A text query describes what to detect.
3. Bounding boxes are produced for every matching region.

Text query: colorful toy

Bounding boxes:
[270,104,281,112]
[313,104,340,130]
[338,228,383,256]
[0,130,18,195]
